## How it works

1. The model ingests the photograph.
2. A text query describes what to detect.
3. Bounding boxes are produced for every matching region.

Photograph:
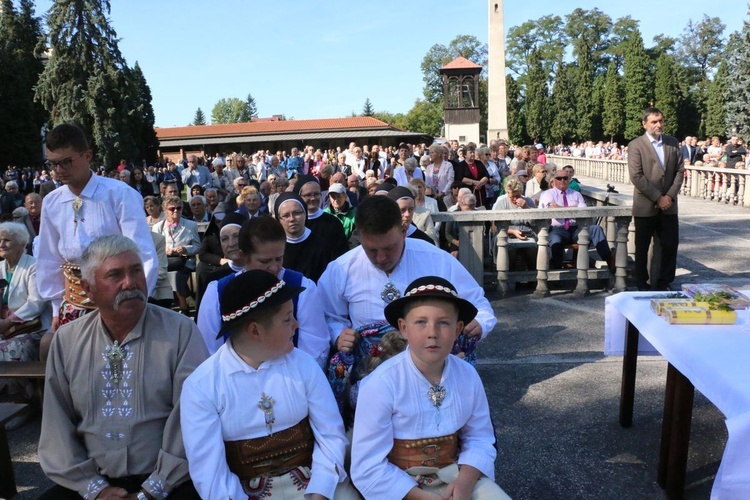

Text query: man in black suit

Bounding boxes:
[627,107,684,291]
[39,170,63,199]
[680,136,697,165]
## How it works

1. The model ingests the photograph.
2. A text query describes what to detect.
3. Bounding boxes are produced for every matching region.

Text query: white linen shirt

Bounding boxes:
[36,173,158,315]
[317,238,497,344]
[181,345,348,500]
[196,268,330,368]
[351,349,496,499]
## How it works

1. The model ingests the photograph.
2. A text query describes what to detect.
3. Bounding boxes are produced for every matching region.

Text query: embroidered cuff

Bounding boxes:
[142,472,171,500]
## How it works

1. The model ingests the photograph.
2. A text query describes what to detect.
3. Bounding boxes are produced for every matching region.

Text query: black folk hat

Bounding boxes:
[383,276,477,328]
[218,269,305,339]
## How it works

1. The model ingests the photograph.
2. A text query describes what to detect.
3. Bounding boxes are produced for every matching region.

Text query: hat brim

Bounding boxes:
[384,293,477,329]
[216,284,305,340]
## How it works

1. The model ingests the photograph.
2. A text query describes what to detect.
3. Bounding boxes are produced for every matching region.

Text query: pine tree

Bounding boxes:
[573,46,595,141]
[726,13,750,138]
[246,93,258,120]
[524,50,549,143]
[0,0,46,166]
[362,98,374,116]
[704,61,728,137]
[505,75,528,145]
[653,54,682,136]
[193,108,206,126]
[549,63,576,144]
[602,62,625,142]
[623,32,652,140]
[130,62,159,164]
[36,0,139,167]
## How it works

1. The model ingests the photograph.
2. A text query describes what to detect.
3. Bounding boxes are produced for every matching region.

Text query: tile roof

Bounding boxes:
[156,116,392,139]
[441,56,482,70]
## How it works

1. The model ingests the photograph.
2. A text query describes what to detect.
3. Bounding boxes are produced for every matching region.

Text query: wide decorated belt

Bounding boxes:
[62,262,96,309]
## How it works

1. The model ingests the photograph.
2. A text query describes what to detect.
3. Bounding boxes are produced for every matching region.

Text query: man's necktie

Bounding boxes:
[562,192,570,230]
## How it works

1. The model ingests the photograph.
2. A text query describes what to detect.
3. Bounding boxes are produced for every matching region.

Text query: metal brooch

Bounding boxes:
[381,281,400,304]
[105,341,126,384]
[257,392,276,434]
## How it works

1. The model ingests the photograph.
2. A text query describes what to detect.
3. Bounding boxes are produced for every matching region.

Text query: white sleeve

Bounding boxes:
[299,354,349,497]
[457,369,497,480]
[296,278,333,369]
[317,261,352,345]
[181,370,246,500]
[448,259,497,339]
[350,374,417,499]
[196,281,225,355]
[116,187,159,294]
[36,199,64,316]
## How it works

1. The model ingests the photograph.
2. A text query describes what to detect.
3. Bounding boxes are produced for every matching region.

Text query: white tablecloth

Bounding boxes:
[604,292,750,500]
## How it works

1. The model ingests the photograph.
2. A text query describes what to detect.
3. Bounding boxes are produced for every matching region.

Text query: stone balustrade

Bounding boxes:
[548,155,750,207]
[431,204,633,298]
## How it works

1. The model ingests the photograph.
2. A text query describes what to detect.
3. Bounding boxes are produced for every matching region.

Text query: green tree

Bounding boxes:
[572,52,595,141]
[193,107,206,126]
[401,99,443,137]
[601,62,625,142]
[211,98,250,124]
[653,54,682,136]
[609,16,640,71]
[524,50,548,143]
[505,74,527,145]
[549,62,576,144]
[246,93,258,119]
[564,8,613,74]
[362,98,374,116]
[677,15,726,82]
[623,32,652,140]
[0,0,46,166]
[725,13,750,138]
[420,35,486,104]
[505,15,567,80]
[36,0,142,167]
[129,62,158,164]
[704,61,728,137]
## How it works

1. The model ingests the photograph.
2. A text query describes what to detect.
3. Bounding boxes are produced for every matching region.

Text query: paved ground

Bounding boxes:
[5,177,749,499]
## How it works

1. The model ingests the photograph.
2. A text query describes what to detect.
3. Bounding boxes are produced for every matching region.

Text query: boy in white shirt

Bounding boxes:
[351,276,510,499]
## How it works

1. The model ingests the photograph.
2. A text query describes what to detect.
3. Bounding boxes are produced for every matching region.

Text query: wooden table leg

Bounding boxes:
[619,320,640,427]
[0,425,18,499]
[658,363,678,487]
[665,365,695,499]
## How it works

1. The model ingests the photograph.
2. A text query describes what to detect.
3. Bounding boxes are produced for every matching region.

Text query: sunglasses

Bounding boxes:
[167,206,183,212]
[554,176,570,181]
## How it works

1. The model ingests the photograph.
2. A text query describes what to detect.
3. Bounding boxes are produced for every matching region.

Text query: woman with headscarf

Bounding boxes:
[274,193,331,282]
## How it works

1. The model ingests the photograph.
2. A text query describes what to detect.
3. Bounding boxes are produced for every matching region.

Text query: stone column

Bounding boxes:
[487,0,508,141]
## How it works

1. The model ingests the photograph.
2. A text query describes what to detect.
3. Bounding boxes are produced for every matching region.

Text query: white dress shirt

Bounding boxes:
[351,349,496,499]
[196,268,330,368]
[317,238,497,344]
[181,345,348,500]
[36,173,158,315]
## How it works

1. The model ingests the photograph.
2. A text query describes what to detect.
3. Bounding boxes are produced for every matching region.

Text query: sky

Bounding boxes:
[32,0,746,129]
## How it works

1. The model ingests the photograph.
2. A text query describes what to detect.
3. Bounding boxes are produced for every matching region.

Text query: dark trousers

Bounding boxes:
[548,224,611,269]
[634,213,679,290]
[38,477,201,499]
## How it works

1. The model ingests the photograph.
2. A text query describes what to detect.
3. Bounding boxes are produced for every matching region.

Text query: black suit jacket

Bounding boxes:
[680,144,696,165]
[39,180,61,199]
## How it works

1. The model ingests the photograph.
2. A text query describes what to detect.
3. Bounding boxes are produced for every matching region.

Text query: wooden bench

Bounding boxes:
[0,403,30,498]
[0,361,46,412]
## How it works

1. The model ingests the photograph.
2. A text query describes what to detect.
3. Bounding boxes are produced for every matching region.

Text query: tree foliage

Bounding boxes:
[601,62,625,141]
[564,8,613,74]
[523,50,548,143]
[212,98,251,124]
[704,61,728,137]
[36,0,155,167]
[623,32,652,140]
[193,107,206,126]
[653,54,682,136]
[362,98,374,116]
[246,93,258,119]
[0,0,46,166]
[725,15,750,137]
[505,75,527,145]
[129,62,159,164]
[549,63,576,144]
[505,15,567,80]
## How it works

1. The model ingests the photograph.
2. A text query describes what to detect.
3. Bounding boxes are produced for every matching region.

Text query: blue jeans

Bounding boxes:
[548,224,611,269]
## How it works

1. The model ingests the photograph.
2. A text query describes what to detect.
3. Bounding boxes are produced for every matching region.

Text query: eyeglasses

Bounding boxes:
[44,152,84,170]
[300,192,321,199]
[167,206,182,212]
[554,176,570,181]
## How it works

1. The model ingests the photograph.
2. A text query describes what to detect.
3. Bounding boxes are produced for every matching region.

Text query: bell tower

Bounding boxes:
[440,57,482,145]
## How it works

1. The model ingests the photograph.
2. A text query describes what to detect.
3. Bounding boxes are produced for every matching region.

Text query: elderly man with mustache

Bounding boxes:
[38,235,208,500]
